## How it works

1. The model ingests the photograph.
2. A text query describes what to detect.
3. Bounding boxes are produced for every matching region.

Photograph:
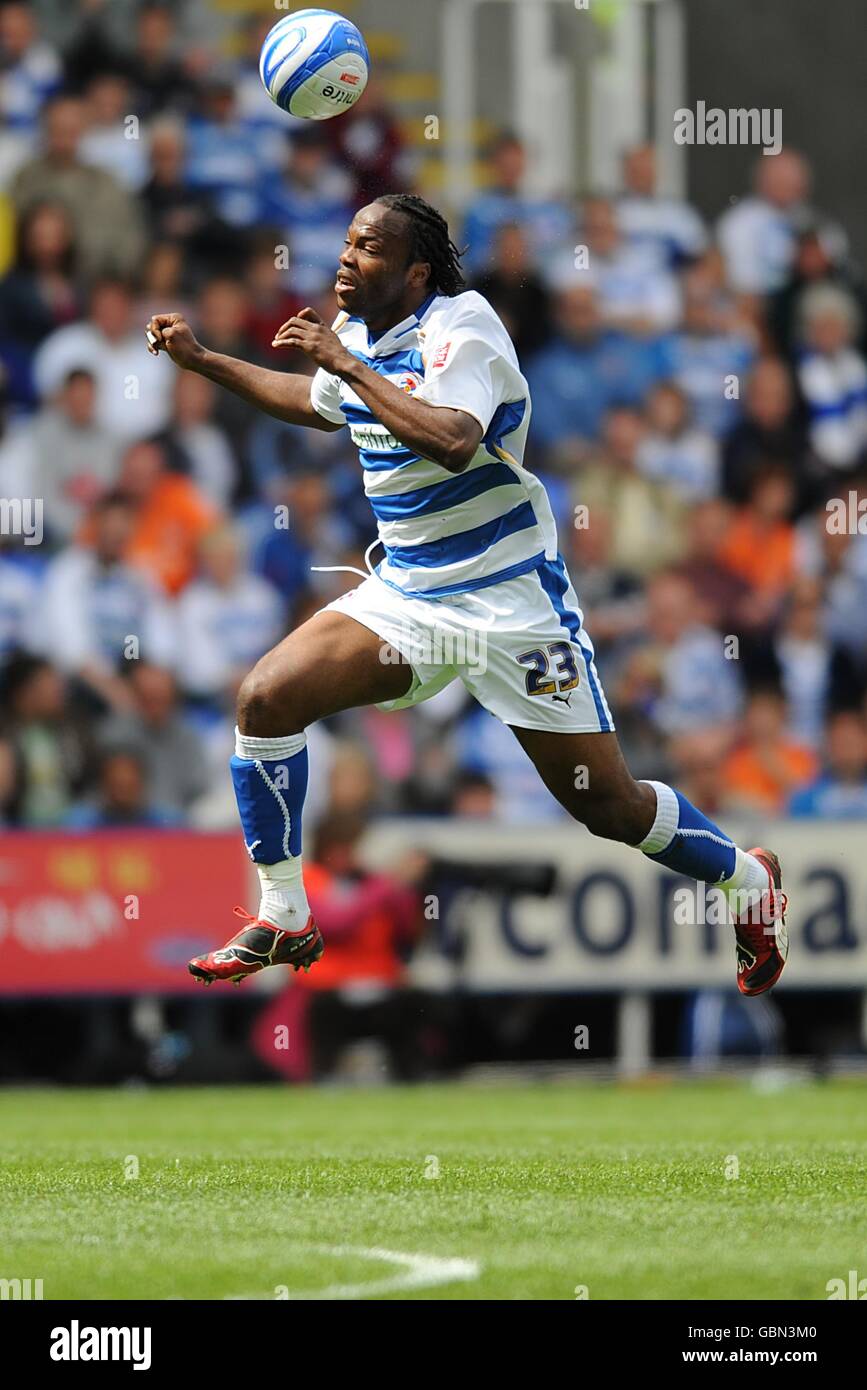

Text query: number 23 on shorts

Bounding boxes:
[516,642,581,697]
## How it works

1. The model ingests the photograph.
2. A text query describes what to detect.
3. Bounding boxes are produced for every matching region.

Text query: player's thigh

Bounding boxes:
[510,726,652,841]
[238,607,413,735]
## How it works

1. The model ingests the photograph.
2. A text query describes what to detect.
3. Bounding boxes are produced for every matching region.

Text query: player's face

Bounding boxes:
[335,205,428,323]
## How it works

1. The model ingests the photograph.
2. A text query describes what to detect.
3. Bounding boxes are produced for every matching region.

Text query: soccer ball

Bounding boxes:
[259,9,369,120]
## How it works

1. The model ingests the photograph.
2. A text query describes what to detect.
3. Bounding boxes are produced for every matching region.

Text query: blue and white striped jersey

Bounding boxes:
[309,289,558,598]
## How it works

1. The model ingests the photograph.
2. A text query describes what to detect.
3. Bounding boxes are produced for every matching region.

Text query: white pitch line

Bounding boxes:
[306,1245,481,1300]
[233,1245,481,1301]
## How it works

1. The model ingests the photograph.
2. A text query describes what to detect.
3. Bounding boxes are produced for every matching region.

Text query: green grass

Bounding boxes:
[1,1080,865,1300]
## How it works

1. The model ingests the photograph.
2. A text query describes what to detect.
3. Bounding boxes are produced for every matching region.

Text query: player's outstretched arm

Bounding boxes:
[273,309,482,471]
[144,313,342,432]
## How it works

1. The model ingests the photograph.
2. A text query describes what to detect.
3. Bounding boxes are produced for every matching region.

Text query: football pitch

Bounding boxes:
[1,1080,865,1301]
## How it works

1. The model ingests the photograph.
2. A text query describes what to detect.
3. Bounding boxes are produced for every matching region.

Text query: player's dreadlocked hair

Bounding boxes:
[375,193,466,297]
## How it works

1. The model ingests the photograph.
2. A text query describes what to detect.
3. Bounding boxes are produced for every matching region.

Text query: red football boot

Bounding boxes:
[188,907,324,987]
[733,848,788,996]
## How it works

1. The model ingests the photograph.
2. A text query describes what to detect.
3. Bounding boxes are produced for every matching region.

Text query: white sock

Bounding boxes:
[723,848,771,914]
[256,856,310,934]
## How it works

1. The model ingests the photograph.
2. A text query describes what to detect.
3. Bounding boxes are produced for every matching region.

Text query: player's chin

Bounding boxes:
[335,281,360,310]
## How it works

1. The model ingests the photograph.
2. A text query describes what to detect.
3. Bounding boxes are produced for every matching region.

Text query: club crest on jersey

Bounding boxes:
[396,371,421,394]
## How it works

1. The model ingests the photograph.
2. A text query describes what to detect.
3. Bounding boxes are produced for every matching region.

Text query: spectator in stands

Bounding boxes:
[609,642,676,784]
[192,277,260,469]
[66,746,183,828]
[796,283,867,473]
[636,381,720,501]
[97,663,209,814]
[243,233,304,367]
[34,277,174,441]
[38,493,176,709]
[0,536,41,660]
[326,72,410,203]
[59,0,129,94]
[450,770,497,819]
[665,726,735,820]
[0,2,61,139]
[260,811,425,1083]
[676,497,753,636]
[158,370,236,511]
[186,77,276,232]
[140,117,218,259]
[578,406,687,579]
[456,704,567,822]
[723,686,818,816]
[568,194,681,334]
[235,14,301,135]
[717,149,815,296]
[641,569,743,735]
[788,709,867,818]
[113,439,219,597]
[667,265,757,436]
[801,500,867,675]
[617,143,707,268]
[138,241,188,320]
[462,130,573,275]
[301,811,427,1084]
[80,72,148,191]
[471,222,551,361]
[0,654,92,827]
[564,507,644,650]
[0,202,80,406]
[769,220,866,361]
[525,284,670,465]
[253,470,347,615]
[0,367,120,541]
[129,1,195,119]
[721,356,810,511]
[11,94,145,279]
[769,577,861,747]
[717,464,797,610]
[258,125,354,297]
[176,524,285,705]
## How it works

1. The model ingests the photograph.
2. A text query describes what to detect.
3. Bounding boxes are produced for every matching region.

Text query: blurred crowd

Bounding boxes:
[1,0,867,837]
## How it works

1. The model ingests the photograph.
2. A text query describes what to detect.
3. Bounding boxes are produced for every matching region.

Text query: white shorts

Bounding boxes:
[323,558,615,734]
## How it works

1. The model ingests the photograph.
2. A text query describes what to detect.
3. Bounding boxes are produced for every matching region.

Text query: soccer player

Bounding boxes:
[145,194,787,995]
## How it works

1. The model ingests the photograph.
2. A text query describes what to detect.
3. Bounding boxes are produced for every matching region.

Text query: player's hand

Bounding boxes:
[272,308,353,374]
[145,313,206,370]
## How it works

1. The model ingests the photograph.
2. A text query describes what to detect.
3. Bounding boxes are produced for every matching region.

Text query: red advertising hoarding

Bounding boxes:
[0,831,249,995]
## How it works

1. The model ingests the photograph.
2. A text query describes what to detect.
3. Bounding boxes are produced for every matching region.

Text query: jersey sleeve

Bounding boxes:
[309,366,347,425]
[414,329,502,433]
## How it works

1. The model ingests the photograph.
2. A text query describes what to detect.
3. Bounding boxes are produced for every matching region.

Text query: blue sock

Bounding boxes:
[230,730,308,865]
[638,780,736,882]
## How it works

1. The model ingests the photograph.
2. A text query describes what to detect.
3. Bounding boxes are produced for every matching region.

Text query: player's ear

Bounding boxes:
[409,261,431,291]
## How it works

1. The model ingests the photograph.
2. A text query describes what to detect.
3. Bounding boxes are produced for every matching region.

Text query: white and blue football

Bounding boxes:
[259,9,370,120]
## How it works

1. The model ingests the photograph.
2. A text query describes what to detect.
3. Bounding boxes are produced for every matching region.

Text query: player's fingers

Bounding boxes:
[273,325,311,344]
[272,318,307,339]
[296,306,323,324]
[145,321,163,355]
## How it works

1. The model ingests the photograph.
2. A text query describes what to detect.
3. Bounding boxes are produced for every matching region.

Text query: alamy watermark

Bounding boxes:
[826,492,867,535]
[0,497,43,545]
[379,623,488,678]
[674,102,782,156]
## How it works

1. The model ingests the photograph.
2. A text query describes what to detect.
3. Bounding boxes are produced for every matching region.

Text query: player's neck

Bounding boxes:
[363,289,432,336]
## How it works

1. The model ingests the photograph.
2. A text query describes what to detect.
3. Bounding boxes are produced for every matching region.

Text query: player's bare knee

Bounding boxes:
[237,662,295,737]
